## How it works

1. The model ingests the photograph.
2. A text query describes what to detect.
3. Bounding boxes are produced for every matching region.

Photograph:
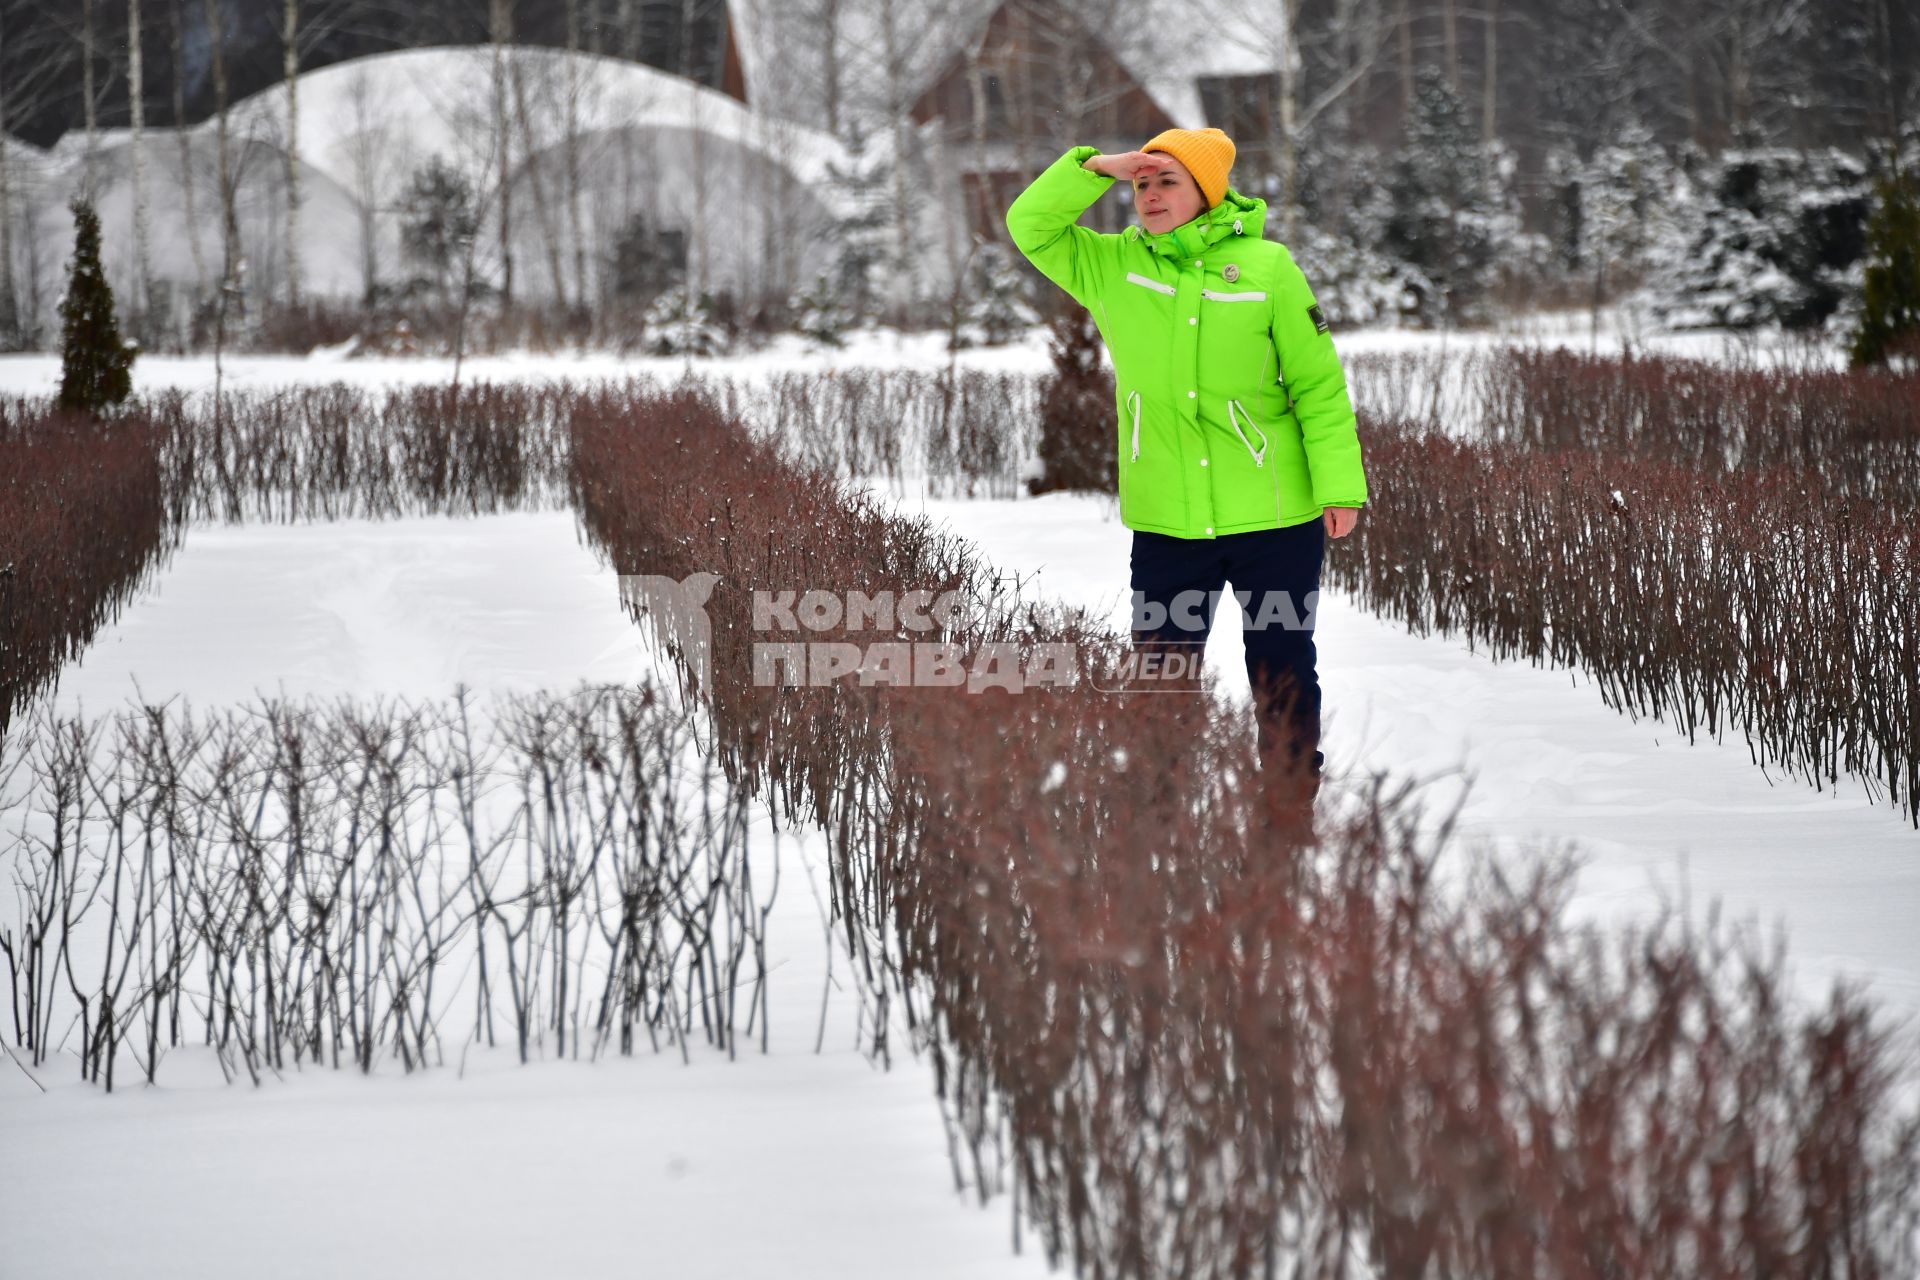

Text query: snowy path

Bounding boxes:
[886,485,1920,1032]
[0,511,1052,1280]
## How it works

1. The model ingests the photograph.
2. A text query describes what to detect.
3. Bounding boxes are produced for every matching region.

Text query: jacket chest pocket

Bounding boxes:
[1198,288,1273,390]
[1199,288,1269,335]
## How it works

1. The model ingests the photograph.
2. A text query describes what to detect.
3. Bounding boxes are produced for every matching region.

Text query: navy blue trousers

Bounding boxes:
[1129,518,1326,774]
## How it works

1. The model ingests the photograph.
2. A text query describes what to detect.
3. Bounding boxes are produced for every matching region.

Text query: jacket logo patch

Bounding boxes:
[1221,264,1239,282]
[1307,303,1329,334]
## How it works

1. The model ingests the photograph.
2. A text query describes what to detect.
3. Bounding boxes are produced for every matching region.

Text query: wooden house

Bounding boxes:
[905,0,1283,239]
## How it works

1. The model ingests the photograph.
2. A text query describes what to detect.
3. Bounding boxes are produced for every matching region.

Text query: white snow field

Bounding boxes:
[0,510,1056,1280]
[1,319,1913,1278]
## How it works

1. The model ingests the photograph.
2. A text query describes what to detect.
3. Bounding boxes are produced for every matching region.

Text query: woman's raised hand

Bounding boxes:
[1082,150,1173,182]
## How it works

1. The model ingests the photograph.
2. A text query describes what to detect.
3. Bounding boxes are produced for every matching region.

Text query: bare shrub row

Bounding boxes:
[745,368,1039,498]
[151,382,581,523]
[1479,347,1920,506]
[1330,419,1920,825]
[564,382,1920,1279]
[0,404,179,738]
[0,682,768,1090]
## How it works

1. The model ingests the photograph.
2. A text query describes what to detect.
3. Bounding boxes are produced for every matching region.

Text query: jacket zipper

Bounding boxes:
[1127,389,1142,461]
[1225,399,1269,467]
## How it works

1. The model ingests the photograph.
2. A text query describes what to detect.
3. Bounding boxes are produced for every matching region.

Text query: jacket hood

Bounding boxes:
[1130,187,1267,261]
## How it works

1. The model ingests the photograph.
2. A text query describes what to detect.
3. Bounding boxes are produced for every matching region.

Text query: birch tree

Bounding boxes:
[129,0,152,328]
[491,0,515,303]
[281,0,303,305]
[169,0,206,300]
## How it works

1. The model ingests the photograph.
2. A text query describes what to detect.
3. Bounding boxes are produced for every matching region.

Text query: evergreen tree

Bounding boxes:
[1646,146,1873,332]
[642,284,728,356]
[951,244,1038,349]
[1381,65,1499,324]
[1026,300,1115,495]
[1550,120,1681,304]
[399,157,479,300]
[1849,169,1920,368]
[825,117,891,324]
[790,270,852,348]
[607,211,688,304]
[57,197,135,414]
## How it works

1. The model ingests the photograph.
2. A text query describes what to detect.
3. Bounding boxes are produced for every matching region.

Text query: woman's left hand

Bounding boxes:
[1323,506,1360,539]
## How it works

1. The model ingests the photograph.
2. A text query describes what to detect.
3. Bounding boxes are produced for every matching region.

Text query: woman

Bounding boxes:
[1004,128,1369,811]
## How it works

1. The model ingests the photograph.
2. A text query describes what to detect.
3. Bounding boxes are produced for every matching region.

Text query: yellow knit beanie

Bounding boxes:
[1140,127,1236,207]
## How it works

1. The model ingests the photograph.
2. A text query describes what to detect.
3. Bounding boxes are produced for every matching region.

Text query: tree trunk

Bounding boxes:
[820,0,842,137]
[282,0,302,306]
[204,0,240,316]
[879,0,914,326]
[682,0,709,296]
[170,0,205,300]
[1397,0,1414,118]
[1481,0,1497,147]
[964,45,987,242]
[130,0,152,327]
[566,0,586,311]
[345,71,381,301]
[83,0,99,201]
[509,58,568,305]
[492,0,515,304]
[1,3,18,339]
[1442,0,1459,91]
[1277,0,1300,243]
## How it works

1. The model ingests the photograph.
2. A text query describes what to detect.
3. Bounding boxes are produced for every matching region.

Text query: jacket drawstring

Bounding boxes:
[1127,389,1142,461]
[1226,399,1268,467]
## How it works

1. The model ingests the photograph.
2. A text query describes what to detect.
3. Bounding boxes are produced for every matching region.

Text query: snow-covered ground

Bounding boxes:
[2,321,1911,1277]
[0,511,1054,1280]
[0,308,1844,403]
[883,486,1920,1026]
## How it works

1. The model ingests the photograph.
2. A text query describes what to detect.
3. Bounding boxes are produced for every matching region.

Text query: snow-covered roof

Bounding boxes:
[895,0,1285,132]
[212,45,843,196]
[1113,0,1287,129]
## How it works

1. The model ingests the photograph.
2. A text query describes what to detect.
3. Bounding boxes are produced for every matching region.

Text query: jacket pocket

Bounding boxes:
[1200,288,1268,303]
[1225,399,1270,467]
[1125,271,1176,296]
[1118,387,1184,530]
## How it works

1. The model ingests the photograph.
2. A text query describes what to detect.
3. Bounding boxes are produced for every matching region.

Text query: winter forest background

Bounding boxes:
[0,0,1915,356]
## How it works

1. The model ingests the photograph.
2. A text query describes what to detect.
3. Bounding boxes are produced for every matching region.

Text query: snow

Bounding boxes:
[2,319,1912,1275]
[0,510,1054,1280]
[0,307,1839,404]
[11,45,849,311]
[879,486,1920,1030]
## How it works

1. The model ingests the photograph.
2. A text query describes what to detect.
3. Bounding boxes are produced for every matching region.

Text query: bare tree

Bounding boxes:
[339,68,400,301]
[169,0,207,303]
[1197,0,1392,241]
[1482,0,1499,145]
[490,0,516,303]
[82,0,100,200]
[281,0,303,305]
[129,0,152,327]
[565,0,588,311]
[508,52,571,306]
[873,0,919,326]
[0,2,17,341]
[203,0,241,315]
[681,0,710,298]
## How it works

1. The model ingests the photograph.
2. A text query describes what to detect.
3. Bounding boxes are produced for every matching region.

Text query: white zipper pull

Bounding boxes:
[1227,400,1267,467]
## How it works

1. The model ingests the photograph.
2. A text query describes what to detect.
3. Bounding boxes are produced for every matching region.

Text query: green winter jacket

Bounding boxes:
[1005,145,1368,538]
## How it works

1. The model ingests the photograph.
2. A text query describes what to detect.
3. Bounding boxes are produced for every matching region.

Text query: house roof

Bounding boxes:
[902,0,1284,131]
[728,0,1285,137]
